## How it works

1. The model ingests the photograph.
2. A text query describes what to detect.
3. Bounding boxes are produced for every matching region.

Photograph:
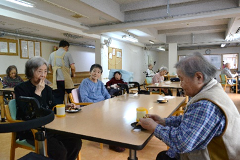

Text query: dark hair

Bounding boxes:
[90,64,103,73]
[25,56,48,79]
[59,40,70,48]
[6,65,18,77]
[113,71,121,77]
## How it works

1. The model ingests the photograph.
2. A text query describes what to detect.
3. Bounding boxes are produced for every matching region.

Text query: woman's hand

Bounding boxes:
[138,118,158,132]
[66,103,77,110]
[35,79,45,96]
[107,86,111,89]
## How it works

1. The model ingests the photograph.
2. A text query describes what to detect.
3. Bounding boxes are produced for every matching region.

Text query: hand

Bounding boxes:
[138,118,158,132]
[146,114,166,126]
[107,86,111,89]
[35,79,45,96]
[66,103,76,110]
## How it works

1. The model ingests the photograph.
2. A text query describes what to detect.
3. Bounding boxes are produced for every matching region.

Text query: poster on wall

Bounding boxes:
[28,41,34,58]
[35,42,41,56]
[21,40,28,58]
[9,42,16,53]
[0,41,8,53]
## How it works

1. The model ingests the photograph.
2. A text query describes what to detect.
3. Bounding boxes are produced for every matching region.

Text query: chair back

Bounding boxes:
[220,74,227,84]
[72,88,80,103]
[145,77,152,85]
[8,99,17,120]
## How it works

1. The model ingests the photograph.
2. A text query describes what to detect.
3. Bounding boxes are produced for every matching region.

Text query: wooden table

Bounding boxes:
[147,81,181,89]
[46,94,185,160]
[0,88,14,122]
[147,82,182,96]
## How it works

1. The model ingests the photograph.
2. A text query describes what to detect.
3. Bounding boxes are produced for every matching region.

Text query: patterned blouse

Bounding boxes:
[2,76,24,88]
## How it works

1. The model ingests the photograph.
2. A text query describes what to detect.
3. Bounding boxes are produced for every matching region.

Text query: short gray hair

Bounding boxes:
[174,52,217,83]
[25,56,48,79]
[159,66,168,72]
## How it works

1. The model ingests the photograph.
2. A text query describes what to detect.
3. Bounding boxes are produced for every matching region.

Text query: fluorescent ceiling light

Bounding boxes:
[157,47,165,51]
[221,44,226,47]
[149,40,154,44]
[127,29,150,37]
[122,35,138,43]
[226,33,240,41]
[6,0,34,7]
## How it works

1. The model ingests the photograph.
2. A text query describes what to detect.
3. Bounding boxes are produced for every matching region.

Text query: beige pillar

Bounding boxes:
[168,43,177,75]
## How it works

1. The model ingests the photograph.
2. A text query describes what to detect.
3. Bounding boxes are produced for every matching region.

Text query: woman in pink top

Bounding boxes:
[152,66,172,95]
[152,66,168,83]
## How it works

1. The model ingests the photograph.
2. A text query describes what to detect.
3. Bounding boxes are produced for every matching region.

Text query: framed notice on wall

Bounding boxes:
[108,47,122,69]
[20,39,41,59]
[0,38,18,56]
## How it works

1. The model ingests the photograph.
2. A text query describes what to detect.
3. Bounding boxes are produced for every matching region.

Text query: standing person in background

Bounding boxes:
[48,40,75,104]
[146,64,155,77]
[2,65,23,88]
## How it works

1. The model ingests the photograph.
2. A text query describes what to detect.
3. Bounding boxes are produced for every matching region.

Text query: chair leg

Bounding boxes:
[77,151,81,160]
[100,143,103,149]
[10,132,16,160]
[236,86,238,94]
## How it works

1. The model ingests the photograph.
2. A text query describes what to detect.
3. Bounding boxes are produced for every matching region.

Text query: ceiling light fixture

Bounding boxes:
[221,44,226,47]
[149,40,154,44]
[157,46,165,51]
[122,35,138,43]
[6,0,34,7]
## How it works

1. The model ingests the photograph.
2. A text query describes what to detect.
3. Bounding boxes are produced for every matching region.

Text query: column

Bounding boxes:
[168,43,177,75]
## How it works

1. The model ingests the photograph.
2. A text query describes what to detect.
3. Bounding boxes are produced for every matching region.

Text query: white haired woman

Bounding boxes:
[14,56,82,160]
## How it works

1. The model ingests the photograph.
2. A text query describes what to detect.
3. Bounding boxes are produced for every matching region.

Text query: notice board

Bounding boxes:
[108,47,122,69]
[0,38,18,56]
[20,39,41,59]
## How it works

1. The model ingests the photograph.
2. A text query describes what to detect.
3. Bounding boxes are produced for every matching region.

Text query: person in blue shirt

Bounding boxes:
[79,64,125,152]
[139,52,240,160]
[79,64,110,102]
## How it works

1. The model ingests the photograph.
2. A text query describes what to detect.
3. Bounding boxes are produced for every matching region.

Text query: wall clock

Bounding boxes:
[205,49,211,54]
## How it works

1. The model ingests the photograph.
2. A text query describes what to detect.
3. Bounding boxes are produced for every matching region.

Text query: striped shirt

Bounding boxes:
[154,100,226,159]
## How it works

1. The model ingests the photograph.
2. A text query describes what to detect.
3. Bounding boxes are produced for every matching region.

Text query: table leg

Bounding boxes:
[128,149,138,160]
[0,92,6,122]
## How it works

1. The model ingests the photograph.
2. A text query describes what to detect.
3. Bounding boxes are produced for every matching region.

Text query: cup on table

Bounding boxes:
[52,104,66,117]
[136,107,148,122]
[155,83,159,86]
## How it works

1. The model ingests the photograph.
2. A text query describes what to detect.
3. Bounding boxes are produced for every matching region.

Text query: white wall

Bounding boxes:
[178,47,240,82]
[100,36,161,84]
[0,37,95,74]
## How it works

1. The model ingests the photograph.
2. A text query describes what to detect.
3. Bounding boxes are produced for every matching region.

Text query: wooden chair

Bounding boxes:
[69,88,93,107]
[4,99,43,160]
[69,88,103,150]
[219,74,238,94]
